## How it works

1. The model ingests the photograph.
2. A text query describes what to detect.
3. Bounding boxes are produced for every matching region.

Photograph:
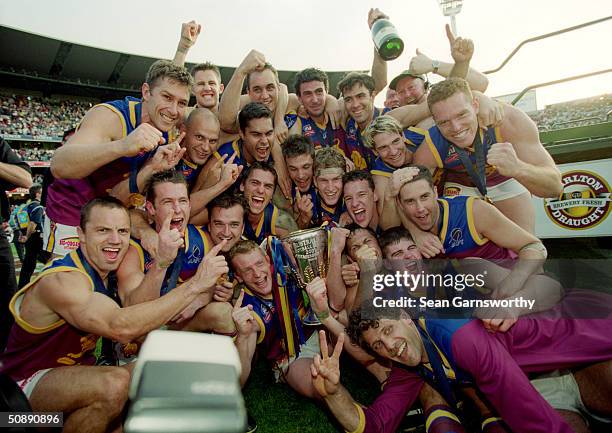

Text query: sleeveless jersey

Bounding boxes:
[175,158,202,189]
[46,97,171,226]
[437,196,516,260]
[344,107,390,170]
[370,127,425,178]
[422,126,510,188]
[1,249,114,381]
[243,203,279,244]
[130,224,212,293]
[214,139,272,168]
[285,111,350,153]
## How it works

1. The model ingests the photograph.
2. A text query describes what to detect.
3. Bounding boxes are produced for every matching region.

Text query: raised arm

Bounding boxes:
[408,26,488,93]
[51,106,164,179]
[173,21,201,66]
[218,50,267,132]
[368,8,389,94]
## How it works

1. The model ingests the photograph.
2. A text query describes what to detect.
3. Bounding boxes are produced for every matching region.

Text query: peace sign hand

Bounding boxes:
[311,330,344,397]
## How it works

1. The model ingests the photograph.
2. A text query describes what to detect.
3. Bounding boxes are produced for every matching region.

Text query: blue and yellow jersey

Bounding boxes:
[285,111,349,151]
[88,97,173,197]
[130,224,212,294]
[417,316,473,386]
[243,203,279,245]
[316,198,344,227]
[343,107,390,170]
[213,139,272,168]
[436,196,514,260]
[421,125,510,188]
[369,127,425,178]
[175,158,202,189]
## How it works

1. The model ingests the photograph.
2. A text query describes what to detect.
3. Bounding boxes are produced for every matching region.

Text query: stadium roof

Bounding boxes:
[0,25,355,99]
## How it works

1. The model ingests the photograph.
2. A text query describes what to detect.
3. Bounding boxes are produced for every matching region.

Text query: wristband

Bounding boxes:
[432,60,440,74]
[316,310,330,321]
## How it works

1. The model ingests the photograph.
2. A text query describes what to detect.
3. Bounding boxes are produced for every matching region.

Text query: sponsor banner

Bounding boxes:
[534,159,612,238]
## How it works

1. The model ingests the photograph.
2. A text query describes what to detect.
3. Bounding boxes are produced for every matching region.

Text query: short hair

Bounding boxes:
[363,115,404,150]
[294,68,329,95]
[29,183,42,199]
[345,222,377,239]
[346,300,404,355]
[243,160,278,187]
[314,147,346,177]
[427,77,473,112]
[145,169,188,204]
[342,169,375,192]
[246,63,279,90]
[229,239,264,262]
[207,193,248,218]
[145,59,193,90]
[185,107,220,129]
[190,62,222,82]
[238,102,273,132]
[379,227,414,257]
[401,165,435,191]
[282,135,315,161]
[337,72,375,97]
[80,197,127,231]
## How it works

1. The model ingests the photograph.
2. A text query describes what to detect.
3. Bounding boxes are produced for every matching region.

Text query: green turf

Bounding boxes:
[243,353,381,433]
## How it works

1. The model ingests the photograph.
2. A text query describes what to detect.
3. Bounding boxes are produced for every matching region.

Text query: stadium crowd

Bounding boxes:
[0,11,611,433]
[530,94,612,130]
[0,94,90,138]
[14,147,55,162]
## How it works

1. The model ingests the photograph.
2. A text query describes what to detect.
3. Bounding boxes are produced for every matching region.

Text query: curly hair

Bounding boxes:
[345,300,403,355]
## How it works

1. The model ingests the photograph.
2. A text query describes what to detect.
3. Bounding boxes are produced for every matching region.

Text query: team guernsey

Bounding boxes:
[0,249,114,382]
[46,96,171,227]
[244,203,280,244]
[369,127,424,178]
[349,297,612,433]
[285,111,350,153]
[130,224,212,294]
[422,125,511,189]
[175,158,203,189]
[214,139,272,168]
[344,107,389,170]
[436,196,516,260]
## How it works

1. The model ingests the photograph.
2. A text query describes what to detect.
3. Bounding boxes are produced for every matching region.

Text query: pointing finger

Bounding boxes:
[234,289,245,309]
[445,23,456,44]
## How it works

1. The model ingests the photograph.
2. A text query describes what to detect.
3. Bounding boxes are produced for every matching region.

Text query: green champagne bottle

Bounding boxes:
[371,18,404,61]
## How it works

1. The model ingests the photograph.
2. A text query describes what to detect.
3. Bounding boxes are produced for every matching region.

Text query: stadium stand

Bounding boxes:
[529,94,612,131]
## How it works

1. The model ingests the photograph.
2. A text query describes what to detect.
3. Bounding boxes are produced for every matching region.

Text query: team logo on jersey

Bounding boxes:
[303,124,315,137]
[187,245,202,265]
[544,170,611,230]
[448,227,464,248]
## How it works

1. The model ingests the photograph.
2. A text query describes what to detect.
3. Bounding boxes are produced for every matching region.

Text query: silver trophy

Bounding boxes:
[281,228,329,325]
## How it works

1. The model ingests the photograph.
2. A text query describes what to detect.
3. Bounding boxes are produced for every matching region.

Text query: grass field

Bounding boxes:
[12,237,612,432]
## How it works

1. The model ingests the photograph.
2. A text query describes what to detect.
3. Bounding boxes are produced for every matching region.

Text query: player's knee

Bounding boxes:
[101,368,130,413]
